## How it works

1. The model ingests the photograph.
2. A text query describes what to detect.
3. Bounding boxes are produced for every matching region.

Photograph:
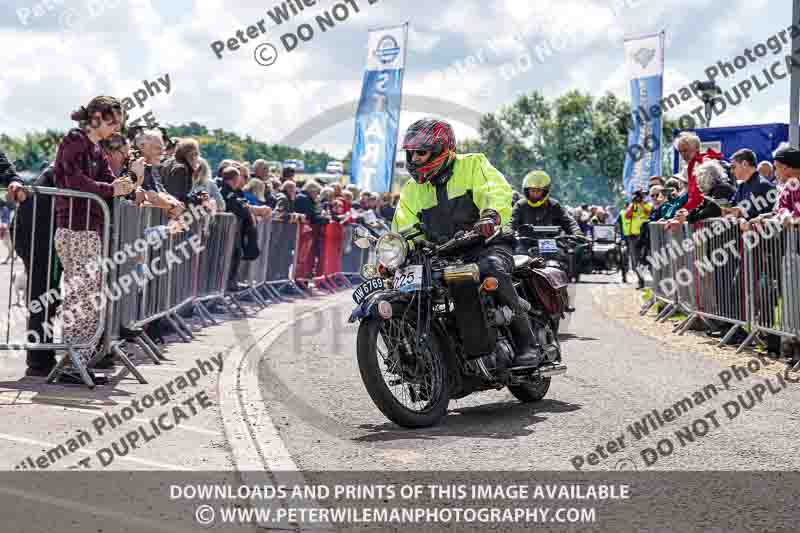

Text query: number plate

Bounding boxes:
[393,265,423,293]
[538,239,558,253]
[352,278,385,304]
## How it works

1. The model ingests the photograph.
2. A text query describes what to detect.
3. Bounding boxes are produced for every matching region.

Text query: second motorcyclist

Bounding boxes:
[511,170,582,235]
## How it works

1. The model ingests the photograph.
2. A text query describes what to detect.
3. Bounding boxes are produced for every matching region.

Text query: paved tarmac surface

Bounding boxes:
[258,275,800,472]
[1,269,799,532]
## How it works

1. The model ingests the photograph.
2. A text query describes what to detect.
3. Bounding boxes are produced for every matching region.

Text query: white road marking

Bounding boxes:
[218,297,345,530]
[1,401,219,436]
[0,432,185,470]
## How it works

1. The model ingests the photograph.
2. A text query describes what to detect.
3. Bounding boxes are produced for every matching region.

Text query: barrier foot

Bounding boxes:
[113,343,147,384]
[290,280,311,297]
[140,332,167,361]
[718,324,741,347]
[166,315,191,343]
[255,284,274,304]
[265,284,291,303]
[70,349,95,389]
[676,314,697,335]
[227,295,249,317]
[324,275,339,293]
[46,350,94,388]
[172,313,196,340]
[313,276,335,295]
[134,337,161,365]
[335,273,353,288]
[191,303,210,328]
[655,303,675,322]
[321,276,337,293]
[735,330,758,354]
[639,297,656,316]
[196,302,218,325]
[250,288,269,308]
[698,315,716,331]
[46,355,70,384]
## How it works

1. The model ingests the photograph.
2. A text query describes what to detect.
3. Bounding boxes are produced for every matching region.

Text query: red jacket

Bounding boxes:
[684,148,723,211]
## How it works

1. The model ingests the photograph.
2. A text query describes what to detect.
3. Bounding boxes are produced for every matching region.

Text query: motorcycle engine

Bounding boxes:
[488,306,514,327]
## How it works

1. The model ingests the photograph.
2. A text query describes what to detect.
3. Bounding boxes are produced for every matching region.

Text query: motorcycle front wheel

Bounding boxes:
[357,316,450,428]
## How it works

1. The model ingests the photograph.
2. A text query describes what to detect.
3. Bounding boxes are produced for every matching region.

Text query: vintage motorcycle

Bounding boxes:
[515,225,592,284]
[348,224,568,428]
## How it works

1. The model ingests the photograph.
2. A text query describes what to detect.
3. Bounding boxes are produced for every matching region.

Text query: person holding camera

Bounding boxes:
[622,189,652,289]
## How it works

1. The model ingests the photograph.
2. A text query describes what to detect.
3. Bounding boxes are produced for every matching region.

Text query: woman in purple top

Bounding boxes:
[53,95,135,368]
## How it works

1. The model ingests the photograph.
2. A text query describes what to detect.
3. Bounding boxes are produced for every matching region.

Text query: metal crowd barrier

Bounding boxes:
[3,186,112,388]
[673,219,748,345]
[265,220,305,298]
[639,222,672,316]
[235,216,274,307]
[642,217,800,358]
[739,219,794,354]
[4,190,372,389]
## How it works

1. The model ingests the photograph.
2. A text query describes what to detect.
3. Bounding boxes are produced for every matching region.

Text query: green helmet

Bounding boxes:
[522,170,551,207]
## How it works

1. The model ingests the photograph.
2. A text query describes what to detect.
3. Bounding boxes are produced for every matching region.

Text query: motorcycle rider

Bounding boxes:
[511,170,581,235]
[392,118,543,368]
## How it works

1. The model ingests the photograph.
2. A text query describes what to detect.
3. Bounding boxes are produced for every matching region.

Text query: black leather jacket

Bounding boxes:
[510,197,581,236]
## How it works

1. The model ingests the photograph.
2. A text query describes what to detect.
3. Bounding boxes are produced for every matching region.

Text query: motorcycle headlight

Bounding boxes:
[375,232,408,270]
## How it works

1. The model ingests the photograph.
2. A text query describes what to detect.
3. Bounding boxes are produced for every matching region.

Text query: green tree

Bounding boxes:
[467,90,682,206]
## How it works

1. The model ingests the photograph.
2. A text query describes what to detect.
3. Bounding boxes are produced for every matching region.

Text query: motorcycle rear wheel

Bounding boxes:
[357,317,450,428]
[508,377,551,402]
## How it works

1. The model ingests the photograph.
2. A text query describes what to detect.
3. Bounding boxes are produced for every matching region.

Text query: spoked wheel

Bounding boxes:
[357,316,449,428]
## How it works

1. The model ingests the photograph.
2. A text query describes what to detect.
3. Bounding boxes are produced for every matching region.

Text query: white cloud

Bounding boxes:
[0,0,795,157]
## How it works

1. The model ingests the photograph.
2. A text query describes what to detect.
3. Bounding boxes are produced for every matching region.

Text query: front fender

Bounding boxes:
[348,290,414,323]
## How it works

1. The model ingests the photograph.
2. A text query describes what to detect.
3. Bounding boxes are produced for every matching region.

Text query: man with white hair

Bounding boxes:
[128,129,185,217]
[673,131,723,212]
[253,159,269,180]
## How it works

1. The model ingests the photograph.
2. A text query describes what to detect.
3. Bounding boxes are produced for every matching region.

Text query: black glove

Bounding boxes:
[474,209,500,237]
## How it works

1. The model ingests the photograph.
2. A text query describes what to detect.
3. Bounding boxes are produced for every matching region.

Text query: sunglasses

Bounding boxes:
[409,149,431,157]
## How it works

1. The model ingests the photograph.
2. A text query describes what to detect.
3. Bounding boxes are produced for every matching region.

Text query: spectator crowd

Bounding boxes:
[618,131,800,362]
[9,95,800,381]
[0,95,399,384]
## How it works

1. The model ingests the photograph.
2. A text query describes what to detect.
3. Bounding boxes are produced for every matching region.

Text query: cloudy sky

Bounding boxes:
[0,0,793,158]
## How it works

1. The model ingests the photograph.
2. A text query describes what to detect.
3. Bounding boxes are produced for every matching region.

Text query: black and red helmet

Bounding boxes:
[402,118,456,184]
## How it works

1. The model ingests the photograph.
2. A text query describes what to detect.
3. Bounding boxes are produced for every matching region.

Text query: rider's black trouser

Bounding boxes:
[464,243,523,313]
[464,243,537,356]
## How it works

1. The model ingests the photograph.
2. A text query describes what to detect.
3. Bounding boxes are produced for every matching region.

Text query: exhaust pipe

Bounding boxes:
[538,364,567,378]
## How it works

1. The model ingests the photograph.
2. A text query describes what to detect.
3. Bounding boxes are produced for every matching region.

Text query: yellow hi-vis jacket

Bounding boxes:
[391,153,512,243]
[621,202,652,236]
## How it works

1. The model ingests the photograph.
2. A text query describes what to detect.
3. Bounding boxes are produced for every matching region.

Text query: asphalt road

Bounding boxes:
[257,275,800,473]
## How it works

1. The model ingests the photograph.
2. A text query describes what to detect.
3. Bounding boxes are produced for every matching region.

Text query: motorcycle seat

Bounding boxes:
[513,255,533,270]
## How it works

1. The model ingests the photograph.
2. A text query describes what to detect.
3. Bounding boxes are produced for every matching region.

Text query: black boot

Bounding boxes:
[508,315,543,368]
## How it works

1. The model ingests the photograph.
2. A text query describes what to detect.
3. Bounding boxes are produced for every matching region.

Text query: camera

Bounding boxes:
[186,189,209,207]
